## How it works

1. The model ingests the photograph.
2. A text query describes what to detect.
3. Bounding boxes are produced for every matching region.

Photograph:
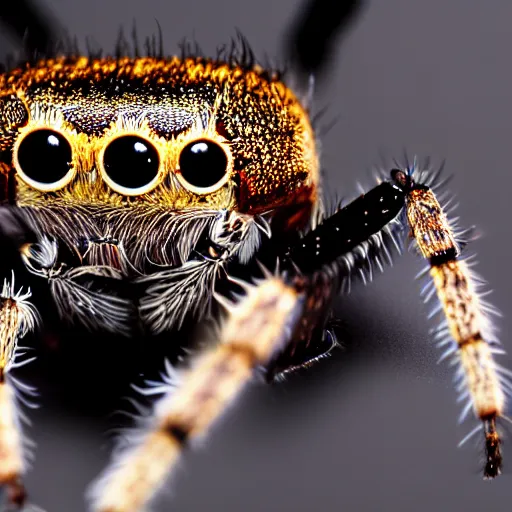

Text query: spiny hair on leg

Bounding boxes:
[0,274,39,344]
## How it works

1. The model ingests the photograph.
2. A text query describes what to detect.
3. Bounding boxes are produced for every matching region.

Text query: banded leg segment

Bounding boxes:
[392,169,507,478]
[0,275,38,507]
[90,276,304,512]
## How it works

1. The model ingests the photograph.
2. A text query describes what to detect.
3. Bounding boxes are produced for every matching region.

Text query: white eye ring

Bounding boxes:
[176,138,232,195]
[13,127,76,192]
[98,134,163,196]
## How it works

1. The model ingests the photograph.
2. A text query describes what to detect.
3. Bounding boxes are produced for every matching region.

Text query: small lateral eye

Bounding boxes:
[178,139,230,193]
[102,135,161,195]
[14,129,73,191]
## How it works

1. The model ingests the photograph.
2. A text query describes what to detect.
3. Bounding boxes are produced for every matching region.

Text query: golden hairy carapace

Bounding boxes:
[0,56,318,226]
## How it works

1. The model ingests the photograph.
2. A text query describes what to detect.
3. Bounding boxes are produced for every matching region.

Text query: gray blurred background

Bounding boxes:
[2,0,512,510]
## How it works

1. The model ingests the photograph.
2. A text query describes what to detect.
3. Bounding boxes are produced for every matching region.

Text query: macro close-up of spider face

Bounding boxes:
[0,0,512,511]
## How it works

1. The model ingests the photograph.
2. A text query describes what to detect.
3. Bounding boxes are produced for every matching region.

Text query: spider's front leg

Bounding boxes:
[89,272,306,512]
[0,273,38,509]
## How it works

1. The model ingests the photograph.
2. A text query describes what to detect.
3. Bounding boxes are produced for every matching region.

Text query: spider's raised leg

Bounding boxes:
[264,178,407,378]
[89,273,305,512]
[280,164,509,478]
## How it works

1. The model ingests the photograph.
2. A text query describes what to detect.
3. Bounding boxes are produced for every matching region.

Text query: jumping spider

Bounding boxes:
[0,1,510,511]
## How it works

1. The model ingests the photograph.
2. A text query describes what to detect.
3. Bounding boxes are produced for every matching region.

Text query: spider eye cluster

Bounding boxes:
[13,130,231,195]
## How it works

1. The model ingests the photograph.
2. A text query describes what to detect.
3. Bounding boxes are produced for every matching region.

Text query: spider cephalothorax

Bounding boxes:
[0,52,321,337]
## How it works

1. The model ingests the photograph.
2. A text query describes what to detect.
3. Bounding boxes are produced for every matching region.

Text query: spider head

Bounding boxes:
[0,56,319,231]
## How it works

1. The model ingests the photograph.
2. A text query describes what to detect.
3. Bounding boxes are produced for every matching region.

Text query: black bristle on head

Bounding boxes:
[131,21,140,58]
[156,20,164,58]
[115,28,128,60]
[235,29,255,69]
[1,7,282,80]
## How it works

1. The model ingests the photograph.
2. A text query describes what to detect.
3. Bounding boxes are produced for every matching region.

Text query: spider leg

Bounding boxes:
[88,273,305,512]
[0,272,38,509]
[87,183,408,510]
[285,0,366,84]
[267,164,508,478]
[391,167,508,478]
[265,272,338,380]
[0,0,60,58]
[261,179,407,378]
[279,179,405,275]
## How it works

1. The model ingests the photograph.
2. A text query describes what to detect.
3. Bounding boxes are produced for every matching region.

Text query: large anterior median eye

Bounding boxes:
[178,139,230,194]
[14,129,74,191]
[101,135,161,195]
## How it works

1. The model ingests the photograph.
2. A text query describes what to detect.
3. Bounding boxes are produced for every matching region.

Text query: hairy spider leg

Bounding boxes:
[277,165,509,478]
[0,274,38,508]
[391,168,509,478]
[88,275,304,512]
[280,165,509,478]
